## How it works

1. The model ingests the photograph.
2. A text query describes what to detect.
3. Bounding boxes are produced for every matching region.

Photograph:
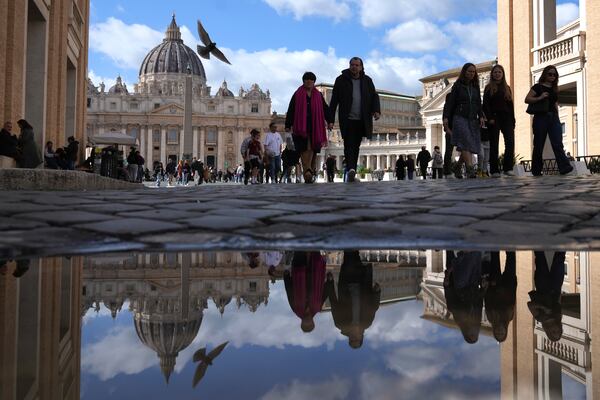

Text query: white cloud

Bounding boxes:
[557,2,579,28]
[82,325,157,380]
[445,19,498,62]
[89,17,163,69]
[88,18,437,112]
[88,69,133,92]
[385,19,450,52]
[263,0,351,21]
[356,0,495,28]
[260,376,351,400]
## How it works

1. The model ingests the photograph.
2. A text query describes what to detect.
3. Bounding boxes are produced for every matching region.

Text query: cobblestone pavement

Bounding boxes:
[2,176,600,258]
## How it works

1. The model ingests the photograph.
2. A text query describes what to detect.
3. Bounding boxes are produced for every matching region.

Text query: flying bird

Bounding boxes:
[192,341,229,388]
[197,19,231,65]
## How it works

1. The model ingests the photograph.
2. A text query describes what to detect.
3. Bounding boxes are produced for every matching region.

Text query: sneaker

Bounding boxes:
[561,167,576,176]
[503,170,515,177]
[347,169,356,182]
[491,172,501,178]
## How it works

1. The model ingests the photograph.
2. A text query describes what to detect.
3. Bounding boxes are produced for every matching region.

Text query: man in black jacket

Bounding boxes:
[65,136,79,170]
[416,146,432,179]
[329,57,381,182]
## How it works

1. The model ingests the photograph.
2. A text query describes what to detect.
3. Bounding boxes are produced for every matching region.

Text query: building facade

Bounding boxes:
[316,84,425,172]
[0,0,90,160]
[498,0,597,159]
[86,16,272,171]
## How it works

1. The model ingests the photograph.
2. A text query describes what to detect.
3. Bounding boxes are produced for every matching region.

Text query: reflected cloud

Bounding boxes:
[260,376,352,400]
[81,324,156,381]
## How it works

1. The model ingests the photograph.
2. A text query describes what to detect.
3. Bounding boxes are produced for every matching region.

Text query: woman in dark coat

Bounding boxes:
[395,155,406,180]
[483,64,516,177]
[285,72,332,184]
[16,119,42,168]
[443,63,485,178]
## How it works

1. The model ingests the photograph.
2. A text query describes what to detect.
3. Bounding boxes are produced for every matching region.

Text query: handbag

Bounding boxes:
[526,89,550,115]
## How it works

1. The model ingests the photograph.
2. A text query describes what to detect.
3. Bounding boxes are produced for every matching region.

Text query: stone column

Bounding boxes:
[376,155,381,170]
[160,125,167,165]
[146,125,153,166]
[192,127,198,158]
[387,155,392,170]
[366,155,371,170]
[199,127,206,163]
[179,126,185,161]
[217,128,225,170]
[139,125,145,158]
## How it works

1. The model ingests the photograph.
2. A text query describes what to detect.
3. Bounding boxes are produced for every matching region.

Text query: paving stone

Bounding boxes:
[272,213,359,225]
[74,218,184,235]
[264,203,337,213]
[204,208,291,219]
[430,205,511,218]
[182,215,264,230]
[117,209,205,221]
[0,203,63,214]
[395,213,478,227]
[466,219,565,235]
[236,223,336,239]
[338,208,410,219]
[14,210,116,225]
[0,218,49,230]
[76,203,154,213]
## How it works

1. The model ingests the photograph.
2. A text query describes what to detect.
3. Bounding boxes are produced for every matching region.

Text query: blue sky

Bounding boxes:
[88,0,580,112]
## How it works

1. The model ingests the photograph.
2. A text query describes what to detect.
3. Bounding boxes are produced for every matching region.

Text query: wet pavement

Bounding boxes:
[1,249,597,400]
[2,176,600,259]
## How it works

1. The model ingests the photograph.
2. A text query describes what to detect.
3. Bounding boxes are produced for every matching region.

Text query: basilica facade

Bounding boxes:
[86,16,272,171]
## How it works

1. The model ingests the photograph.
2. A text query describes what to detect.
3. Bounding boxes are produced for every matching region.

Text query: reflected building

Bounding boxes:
[81,252,270,382]
[420,250,598,399]
[0,257,83,400]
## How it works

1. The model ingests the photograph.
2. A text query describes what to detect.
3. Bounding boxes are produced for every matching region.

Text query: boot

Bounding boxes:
[452,162,463,179]
[466,165,477,179]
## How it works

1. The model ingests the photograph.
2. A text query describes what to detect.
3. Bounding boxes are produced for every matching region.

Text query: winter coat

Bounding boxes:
[17,128,42,168]
[0,129,19,158]
[329,69,381,139]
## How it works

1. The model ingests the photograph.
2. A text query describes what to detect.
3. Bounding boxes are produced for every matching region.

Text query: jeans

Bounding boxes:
[407,170,414,180]
[443,132,454,175]
[269,155,281,183]
[488,114,515,174]
[243,161,251,185]
[478,141,490,173]
[532,113,572,175]
[342,120,364,171]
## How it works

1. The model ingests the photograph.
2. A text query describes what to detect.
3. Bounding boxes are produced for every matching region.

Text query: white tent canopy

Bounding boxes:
[88,131,138,146]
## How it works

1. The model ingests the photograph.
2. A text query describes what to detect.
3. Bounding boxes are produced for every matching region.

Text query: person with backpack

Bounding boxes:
[431,146,444,179]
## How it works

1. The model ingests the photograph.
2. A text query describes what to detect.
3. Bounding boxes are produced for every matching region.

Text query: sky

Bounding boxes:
[88,0,580,112]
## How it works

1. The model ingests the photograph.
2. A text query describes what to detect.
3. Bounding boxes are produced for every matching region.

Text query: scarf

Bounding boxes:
[292,86,328,150]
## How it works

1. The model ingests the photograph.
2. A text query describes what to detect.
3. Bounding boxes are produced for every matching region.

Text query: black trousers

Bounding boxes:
[342,120,364,171]
[327,170,335,182]
[488,114,515,174]
[419,166,428,179]
[243,161,251,185]
[443,132,454,175]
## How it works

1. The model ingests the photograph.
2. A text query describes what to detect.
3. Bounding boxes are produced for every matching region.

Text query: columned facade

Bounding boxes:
[498,0,595,158]
[86,16,272,172]
[0,0,90,164]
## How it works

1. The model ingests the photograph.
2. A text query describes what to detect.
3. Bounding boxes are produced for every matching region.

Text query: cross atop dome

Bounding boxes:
[165,13,182,42]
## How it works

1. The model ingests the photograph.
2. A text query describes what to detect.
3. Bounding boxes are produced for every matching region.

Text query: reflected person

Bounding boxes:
[483,252,517,342]
[324,251,381,349]
[284,252,328,333]
[444,251,485,344]
[528,252,566,342]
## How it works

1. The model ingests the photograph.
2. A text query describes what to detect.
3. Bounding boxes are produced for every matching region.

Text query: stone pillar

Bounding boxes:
[366,155,371,170]
[376,155,381,170]
[199,128,206,163]
[192,127,198,158]
[160,125,167,165]
[179,126,185,161]
[387,155,392,170]
[139,125,146,160]
[183,74,193,158]
[146,125,153,166]
[217,128,225,170]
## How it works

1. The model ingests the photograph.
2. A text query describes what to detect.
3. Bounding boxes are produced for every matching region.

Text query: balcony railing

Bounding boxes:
[520,155,600,174]
[532,32,586,67]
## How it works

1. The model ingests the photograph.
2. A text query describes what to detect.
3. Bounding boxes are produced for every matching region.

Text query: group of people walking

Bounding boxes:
[442,62,573,178]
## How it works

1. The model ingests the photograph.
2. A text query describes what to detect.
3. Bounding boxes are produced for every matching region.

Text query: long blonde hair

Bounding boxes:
[485,64,513,101]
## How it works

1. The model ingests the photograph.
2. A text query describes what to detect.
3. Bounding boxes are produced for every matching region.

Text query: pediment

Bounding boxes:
[151,103,184,115]
[421,85,452,114]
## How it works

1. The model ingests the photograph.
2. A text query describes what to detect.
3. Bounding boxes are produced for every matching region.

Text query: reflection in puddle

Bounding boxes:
[0,250,593,399]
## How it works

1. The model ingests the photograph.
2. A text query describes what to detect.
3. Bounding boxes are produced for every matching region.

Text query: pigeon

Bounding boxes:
[196,20,231,65]
[192,341,229,388]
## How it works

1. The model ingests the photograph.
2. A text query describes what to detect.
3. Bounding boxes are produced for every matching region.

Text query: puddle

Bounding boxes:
[1,250,593,399]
